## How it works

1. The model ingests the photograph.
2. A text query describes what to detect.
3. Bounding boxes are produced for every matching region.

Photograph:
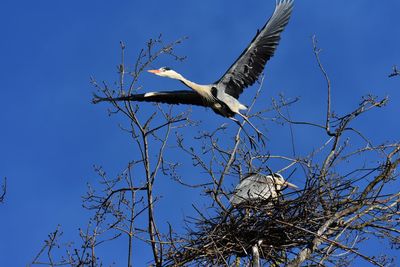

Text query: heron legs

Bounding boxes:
[230,117,265,148]
[234,113,266,146]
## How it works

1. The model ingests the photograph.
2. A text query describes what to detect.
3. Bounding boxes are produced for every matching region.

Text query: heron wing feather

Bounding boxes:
[108,91,207,107]
[216,0,293,99]
[231,174,274,204]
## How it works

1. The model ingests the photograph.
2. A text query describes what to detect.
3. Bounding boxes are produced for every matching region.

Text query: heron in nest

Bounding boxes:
[230,173,297,205]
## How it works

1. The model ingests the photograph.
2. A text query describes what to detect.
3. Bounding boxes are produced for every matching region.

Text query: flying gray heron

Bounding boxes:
[230,173,297,205]
[94,0,294,142]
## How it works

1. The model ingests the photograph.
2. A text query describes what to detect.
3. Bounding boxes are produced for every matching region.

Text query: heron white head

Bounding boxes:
[147,67,182,79]
[271,173,298,190]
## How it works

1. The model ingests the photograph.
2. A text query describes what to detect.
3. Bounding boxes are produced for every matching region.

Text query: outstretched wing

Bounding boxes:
[93,90,207,107]
[216,0,293,99]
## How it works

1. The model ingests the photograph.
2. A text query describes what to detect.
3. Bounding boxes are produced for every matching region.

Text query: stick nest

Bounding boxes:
[163,185,336,266]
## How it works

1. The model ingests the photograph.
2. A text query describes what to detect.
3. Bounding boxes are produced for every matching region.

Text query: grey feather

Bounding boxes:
[230,173,286,205]
[99,90,207,107]
[216,0,294,99]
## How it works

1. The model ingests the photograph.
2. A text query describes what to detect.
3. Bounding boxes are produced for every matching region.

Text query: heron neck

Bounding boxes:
[176,74,207,94]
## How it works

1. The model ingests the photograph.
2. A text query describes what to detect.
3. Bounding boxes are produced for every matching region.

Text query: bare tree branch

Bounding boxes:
[0,177,6,203]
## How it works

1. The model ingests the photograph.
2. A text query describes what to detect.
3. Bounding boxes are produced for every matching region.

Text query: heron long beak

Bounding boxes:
[147,69,160,74]
[284,181,298,189]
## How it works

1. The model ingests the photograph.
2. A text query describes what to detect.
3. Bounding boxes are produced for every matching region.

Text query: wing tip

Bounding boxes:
[276,0,294,10]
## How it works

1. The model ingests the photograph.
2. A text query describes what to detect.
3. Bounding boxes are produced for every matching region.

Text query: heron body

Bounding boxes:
[94,0,294,140]
[230,173,297,205]
[146,68,247,117]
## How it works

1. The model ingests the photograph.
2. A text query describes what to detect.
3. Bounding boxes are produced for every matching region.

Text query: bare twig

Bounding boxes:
[388,65,400,78]
[0,177,6,203]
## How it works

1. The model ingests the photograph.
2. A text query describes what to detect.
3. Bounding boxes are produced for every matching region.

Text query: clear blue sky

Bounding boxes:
[1,0,399,266]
